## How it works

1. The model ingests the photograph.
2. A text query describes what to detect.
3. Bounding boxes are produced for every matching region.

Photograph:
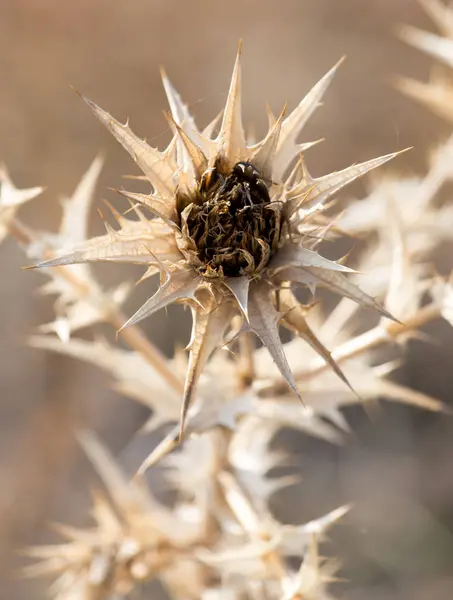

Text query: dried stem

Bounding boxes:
[218,470,288,581]
[237,329,256,390]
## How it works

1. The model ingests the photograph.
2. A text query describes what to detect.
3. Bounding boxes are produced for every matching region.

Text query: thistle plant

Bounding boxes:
[28,45,402,439]
[3,35,453,600]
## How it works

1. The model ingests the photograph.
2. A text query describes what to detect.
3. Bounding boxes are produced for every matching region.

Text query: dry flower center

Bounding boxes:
[177,161,281,278]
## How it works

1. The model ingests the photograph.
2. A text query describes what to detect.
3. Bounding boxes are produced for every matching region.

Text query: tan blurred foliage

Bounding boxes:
[1,1,452,599]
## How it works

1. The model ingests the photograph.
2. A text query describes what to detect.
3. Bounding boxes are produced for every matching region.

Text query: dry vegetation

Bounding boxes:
[2,1,453,599]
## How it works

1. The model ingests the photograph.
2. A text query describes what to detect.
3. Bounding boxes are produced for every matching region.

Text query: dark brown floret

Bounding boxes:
[176,161,281,277]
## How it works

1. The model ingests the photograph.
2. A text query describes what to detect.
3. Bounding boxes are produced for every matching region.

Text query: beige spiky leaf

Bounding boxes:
[0,166,43,244]
[28,335,180,425]
[281,533,340,600]
[383,200,430,322]
[59,154,105,249]
[28,333,346,452]
[396,72,453,123]
[28,44,402,437]
[400,25,453,68]
[399,5,453,121]
[197,504,348,583]
[416,0,453,37]
[296,359,448,415]
[279,288,355,394]
[180,290,237,437]
[272,59,344,180]
[278,505,351,557]
[228,417,303,508]
[285,150,403,219]
[79,93,178,198]
[217,40,247,165]
[22,158,133,341]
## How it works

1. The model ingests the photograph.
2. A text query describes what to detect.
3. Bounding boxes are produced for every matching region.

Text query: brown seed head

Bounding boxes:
[176,160,282,278]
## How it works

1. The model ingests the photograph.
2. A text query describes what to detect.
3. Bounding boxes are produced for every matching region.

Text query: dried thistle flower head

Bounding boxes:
[32,43,403,437]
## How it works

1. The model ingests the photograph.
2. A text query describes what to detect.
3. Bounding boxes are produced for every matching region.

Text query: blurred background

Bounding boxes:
[1,1,453,599]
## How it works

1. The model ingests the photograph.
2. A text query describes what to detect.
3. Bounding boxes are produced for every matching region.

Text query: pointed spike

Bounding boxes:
[280,288,358,397]
[285,154,304,189]
[54,318,71,344]
[223,276,250,320]
[27,217,179,269]
[265,103,277,128]
[248,281,303,402]
[417,0,453,37]
[120,268,200,331]
[378,378,449,413]
[136,429,180,475]
[300,153,311,181]
[125,198,149,224]
[113,187,178,226]
[218,40,247,164]
[278,265,399,322]
[305,504,351,534]
[163,130,179,164]
[270,242,357,274]
[399,25,453,68]
[288,149,409,215]
[160,67,199,133]
[0,165,44,208]
[19,559,70,580]
[250,104,286,179]
[97,208,116,238]
[315,149,409,199]
[76,91,176,196]
[122,173,149,181]
[179,295,235,440]
[90,488,122,532]
[59,154,104,246]
[396,76,453,122]
[273,58,345,179]
[297,138,325,153]
[165,112,208,177]
[77,430,130,498]
[48,521,93,543]
[102,198,128,228]
[202,110,223,139]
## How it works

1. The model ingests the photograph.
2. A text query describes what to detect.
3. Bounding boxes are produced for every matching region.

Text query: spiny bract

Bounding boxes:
[32,44,402,438]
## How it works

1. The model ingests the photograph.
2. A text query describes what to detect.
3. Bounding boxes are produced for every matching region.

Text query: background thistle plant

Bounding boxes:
[2,2,453,600]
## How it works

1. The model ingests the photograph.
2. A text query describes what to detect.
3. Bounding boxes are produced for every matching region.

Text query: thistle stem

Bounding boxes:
[237,328,256,390]
[218,470,288,580]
